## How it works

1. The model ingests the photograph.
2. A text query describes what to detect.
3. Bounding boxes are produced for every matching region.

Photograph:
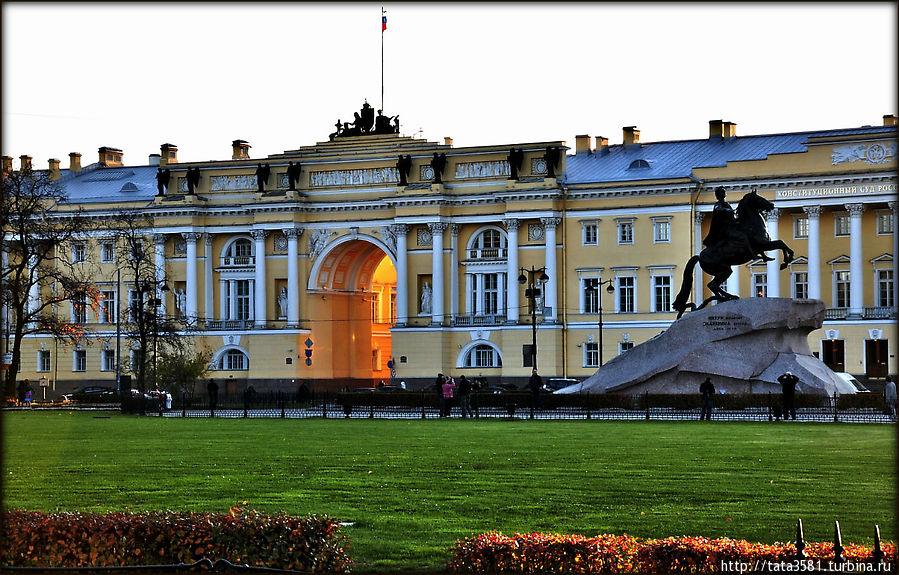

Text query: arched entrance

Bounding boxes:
[308,236,396,386]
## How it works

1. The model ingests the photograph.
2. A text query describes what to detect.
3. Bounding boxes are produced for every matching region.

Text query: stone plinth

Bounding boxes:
[559,298,856,396]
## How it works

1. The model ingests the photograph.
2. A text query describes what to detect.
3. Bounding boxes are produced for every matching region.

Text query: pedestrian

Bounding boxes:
[884,375,897,421]
[528,368,544,410]
[777,371,799,420]
[457,375,472,419]
[699,377,715,420]
[441,376,456,417]
[17,379,28,406]
[435,373,446,416]
[207,378,219,413]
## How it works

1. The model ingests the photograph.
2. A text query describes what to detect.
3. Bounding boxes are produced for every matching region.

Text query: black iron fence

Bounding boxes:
[118,390,896,423]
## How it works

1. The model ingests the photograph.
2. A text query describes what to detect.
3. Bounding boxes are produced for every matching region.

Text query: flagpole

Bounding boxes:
[381,6,385,113]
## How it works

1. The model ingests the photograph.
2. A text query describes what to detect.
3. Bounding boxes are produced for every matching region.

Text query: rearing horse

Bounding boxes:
[672,190,795,318]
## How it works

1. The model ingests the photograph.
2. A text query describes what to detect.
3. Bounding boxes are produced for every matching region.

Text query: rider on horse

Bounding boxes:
[703,187,774,262]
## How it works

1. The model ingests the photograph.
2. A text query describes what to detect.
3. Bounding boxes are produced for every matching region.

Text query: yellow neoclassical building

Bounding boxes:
[3,106,896,395]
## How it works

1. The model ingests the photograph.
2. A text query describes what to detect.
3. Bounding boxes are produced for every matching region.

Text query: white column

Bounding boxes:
[27,254,40,326]
[766,209,780,297]
[204,234,214,325]
[182,232,201,321]
[219,280,228,321]
[541,217,561,321]
[450,224,461,322]
[804,206,822,300]
[248,279,255,322]
[694,212,705,303]
[503,218,520,323]
[228,280,236,320]
[285,228,300,327]
[847,203,865,318]
[251,230,268,327]
[391,224,409,325]
[429,222,448,325]
[890,201,898,309]
[153,234,167,318]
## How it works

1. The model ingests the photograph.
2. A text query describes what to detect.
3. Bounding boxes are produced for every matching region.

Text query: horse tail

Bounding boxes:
[672,255,700,316]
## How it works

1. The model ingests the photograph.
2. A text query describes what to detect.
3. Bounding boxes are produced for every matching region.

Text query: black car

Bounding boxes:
[62,386,118,403]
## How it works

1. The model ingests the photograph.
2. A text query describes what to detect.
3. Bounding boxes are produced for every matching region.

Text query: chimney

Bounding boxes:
[575,134,592,154]
[19,155,33,172]
[160,143,178,166]
[622,126,640,146]
[149,154,161,166]
[48,158,61,180]
[884,114,897,126]
[2,156,12,175]
[69,152,82,173]
[231,140,251,160]
[98,147,123,167]
[709,119,724,139]
[595,136,609,155]
[723,121,737,138]
[444,137,453,146]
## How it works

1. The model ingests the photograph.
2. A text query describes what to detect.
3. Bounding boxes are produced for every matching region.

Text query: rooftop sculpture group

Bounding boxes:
[329,102,400,140]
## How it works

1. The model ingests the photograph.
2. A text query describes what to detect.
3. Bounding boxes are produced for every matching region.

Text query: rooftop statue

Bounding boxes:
[508,148,524,180]
[329,102,400,140]
[396,154,412,186]
[543,146,561,178]
[155,168,170,196]
[672,187,795,318]
[255,163,271,193]
[185,167,201,195]
[430,152,447,184]
[286,162,302,191]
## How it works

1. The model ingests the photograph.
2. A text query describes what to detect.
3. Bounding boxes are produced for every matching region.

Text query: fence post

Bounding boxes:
[322,392,328,419]
[794,518,806,559]
[280,393,285,419]
[833,393,839,423]
[421,392,427,419]
[369,392,374,419]
[873,525,884,565]
[243,393,248,418]
[182,392,187,418]
[767,392,772,422]
[586,393,591,420]
[832,521,844,563]
[645,392,650,421]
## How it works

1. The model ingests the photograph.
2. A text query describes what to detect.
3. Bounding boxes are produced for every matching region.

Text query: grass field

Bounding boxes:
[2,412,895,572]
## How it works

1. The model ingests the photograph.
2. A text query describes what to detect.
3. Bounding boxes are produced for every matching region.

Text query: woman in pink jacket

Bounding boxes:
[441,376,456,417]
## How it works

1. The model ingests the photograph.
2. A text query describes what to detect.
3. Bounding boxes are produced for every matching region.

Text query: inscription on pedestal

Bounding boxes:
[702,313,750,332]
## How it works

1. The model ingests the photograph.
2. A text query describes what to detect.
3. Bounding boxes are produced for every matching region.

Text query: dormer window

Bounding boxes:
[627,159,651,170]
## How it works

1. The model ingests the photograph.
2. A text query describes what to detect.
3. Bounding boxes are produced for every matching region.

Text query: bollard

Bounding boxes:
[794,518,806,559]
[833,521,844,563]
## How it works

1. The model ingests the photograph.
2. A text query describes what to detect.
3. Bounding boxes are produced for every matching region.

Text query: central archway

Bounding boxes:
[308,235,396,386]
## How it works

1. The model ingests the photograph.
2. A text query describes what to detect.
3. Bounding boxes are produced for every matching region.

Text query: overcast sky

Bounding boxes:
[3,2,896,171]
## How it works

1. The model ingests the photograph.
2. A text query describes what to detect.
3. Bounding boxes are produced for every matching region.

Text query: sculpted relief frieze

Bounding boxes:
[310,167,399,187]
[454,160,510,179]
[832,142,896,165]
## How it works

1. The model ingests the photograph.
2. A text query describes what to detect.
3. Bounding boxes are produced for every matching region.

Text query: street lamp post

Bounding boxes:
[589,279,616,367]
[518,266,549,370]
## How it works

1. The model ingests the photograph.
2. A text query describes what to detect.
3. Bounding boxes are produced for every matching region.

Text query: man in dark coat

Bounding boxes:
[528,368,544,410]
[457,375,472,419]
[777,371,799,420]
[207,379,219,413]
[699,377,715,420]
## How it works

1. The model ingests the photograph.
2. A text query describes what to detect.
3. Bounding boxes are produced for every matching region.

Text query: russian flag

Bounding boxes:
[382,11,387,31]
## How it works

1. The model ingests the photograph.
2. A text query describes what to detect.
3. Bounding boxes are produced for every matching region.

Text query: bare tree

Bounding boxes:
[1,167,93,393]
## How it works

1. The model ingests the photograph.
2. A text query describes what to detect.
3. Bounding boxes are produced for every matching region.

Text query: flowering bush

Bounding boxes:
[449,532,895,573]
[1,505,351,572]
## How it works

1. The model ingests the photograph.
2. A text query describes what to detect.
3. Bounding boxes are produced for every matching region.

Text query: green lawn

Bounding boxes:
[2,413,895,571]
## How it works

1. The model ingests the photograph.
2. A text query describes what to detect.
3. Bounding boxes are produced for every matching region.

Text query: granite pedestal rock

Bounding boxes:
[559,298,856,396]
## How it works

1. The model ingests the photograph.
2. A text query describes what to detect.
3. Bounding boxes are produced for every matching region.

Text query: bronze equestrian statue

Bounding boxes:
[672,187,795,318]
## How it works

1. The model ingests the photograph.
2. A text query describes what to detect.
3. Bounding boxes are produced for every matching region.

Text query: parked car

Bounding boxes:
[834,372,870,393]
[480,383,519,394]
[61,386,118,403]
[544,378,579,392]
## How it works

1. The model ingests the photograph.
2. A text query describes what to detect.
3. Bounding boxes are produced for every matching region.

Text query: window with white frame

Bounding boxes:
[101,349,115,372]
[101,241,115,263]
[72,292,87,323]
[792,271,808,300]
[130,349,143,372]
[617,219,634,245]
[468,229,506,260]
[876,269,894,308]
[464,344,502,368]
[582,277,599,313]
[584,342,598,367]
[38,350,50,372]
[652,275,672,312]
[128,289,140,322]
[73,349,86,372]
[652,218,671,243]
[72,242,86,263]
[617,276,635,312]
[370,293,380,323]
[834,214,850,237]
[235,280,251,320]
[466,271,505,317]
[99,290,116,323]
[128,239,145,262]
[877,212,894,235]
[794,217,809,239]
[221,349,249,370]
[834,270,851,308]
[619,341,634,354]
[582,221,598,246]
[752,273,767,297]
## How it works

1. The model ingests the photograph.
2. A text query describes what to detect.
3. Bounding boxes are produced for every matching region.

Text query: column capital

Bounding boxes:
[250,229,269,241]
[502,218,520,231]
[450,223,462,237]
[390,223,410,236]
[540,217,562,230]
[887,201,897,214]
[282,227,302,239]
[693,211,704,225]
[205,232,215,246]
[845,203,866,217]
[802,205,822,218]
[182,232,202,243]
[765,208,780,222]
[153,233,167,244]
[429,222,449,234]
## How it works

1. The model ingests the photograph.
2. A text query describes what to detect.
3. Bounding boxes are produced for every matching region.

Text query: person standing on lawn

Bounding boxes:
[441,376,456,417]
[457,375,472,419]
[777,371,799,420]
[699,377,715,420]
[528,368,544,411]
[884,375,897,421]
[434,373,446,417]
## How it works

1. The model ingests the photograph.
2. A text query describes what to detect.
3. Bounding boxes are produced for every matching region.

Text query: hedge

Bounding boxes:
[449,532,896,573]
[1,506,351,571]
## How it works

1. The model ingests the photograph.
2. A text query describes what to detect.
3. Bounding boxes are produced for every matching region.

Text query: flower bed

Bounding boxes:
[2,505,351,572]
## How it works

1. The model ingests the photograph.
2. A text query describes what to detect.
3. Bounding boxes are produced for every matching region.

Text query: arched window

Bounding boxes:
[468,229,506,260]
[627,159,651,170]
[219,349,249,371]
[463,227,509,323]
[463,344,502,368]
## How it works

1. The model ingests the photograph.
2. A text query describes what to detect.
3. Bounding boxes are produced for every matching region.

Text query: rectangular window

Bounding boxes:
[482,274,499,315]
[583,278,598,313]
[653,275,671,312]
[617,221,634,245]
[236,280,251,320]
[38,350,51,372]
[582,222,598,245]
[370,293,380,323]
[72,242,86,263]
[877,212,894,234]
[753,273,767,297]
[584,342,598,368]
[794,217,809,239]
[792,272,808,300]
[73,350,86,372]
[99,290,116,323]
[101,349,115,372]
[617,276,635,313]
[128,289,140,322]
[475,347,493,367]
[619,341,634,355]
[877,269,894,308]
[653,219,670,243]
[834,214,850,237]
[389,290,397,324]
[100,242,115,262]
[835,270,851,308]
[130,349,143,372]
[72,292,87,324]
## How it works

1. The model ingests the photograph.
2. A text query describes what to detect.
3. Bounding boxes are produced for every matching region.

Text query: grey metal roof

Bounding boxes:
[564,125,896,184]
[59,164,158,204]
